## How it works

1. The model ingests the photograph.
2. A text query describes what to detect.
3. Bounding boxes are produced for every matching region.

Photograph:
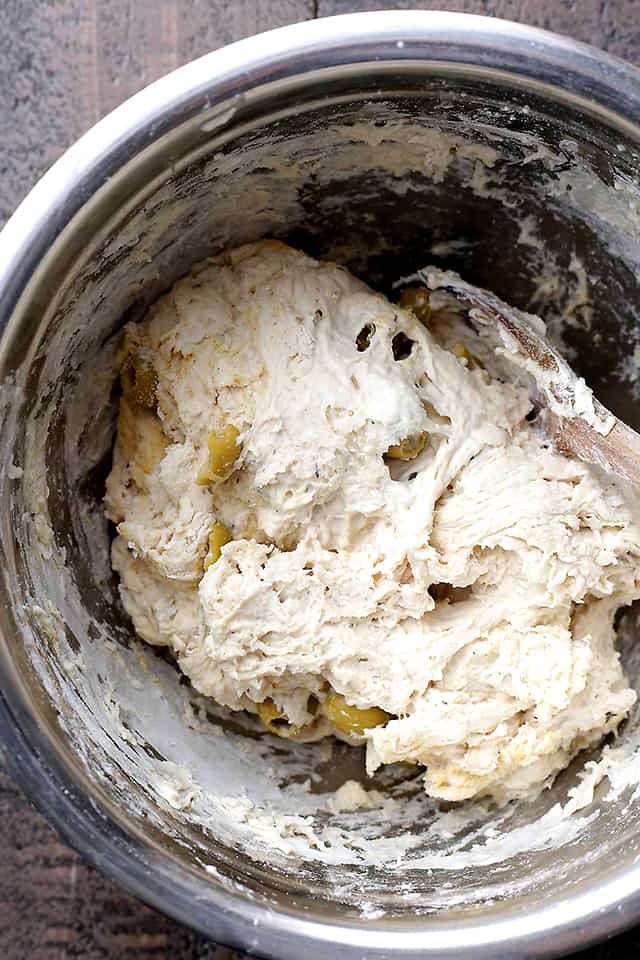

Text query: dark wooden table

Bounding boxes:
[2,1,640,956]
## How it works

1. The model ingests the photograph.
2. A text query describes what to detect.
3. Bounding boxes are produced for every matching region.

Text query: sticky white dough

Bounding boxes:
[105,240,640,804]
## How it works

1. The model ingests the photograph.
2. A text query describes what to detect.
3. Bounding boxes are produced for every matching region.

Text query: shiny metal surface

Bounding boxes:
[2,11,640,959]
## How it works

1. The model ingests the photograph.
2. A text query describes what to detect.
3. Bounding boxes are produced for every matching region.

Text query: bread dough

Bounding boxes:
[105,240,640,804]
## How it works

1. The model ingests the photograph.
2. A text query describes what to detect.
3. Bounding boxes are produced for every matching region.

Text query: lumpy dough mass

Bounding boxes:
[105,240,640,804]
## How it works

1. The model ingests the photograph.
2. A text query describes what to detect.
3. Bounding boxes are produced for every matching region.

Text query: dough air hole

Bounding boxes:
[270,716,290,727]
[392,332,415,360]
[355,323,376,351]
[423,399,451,426]
[429,583,473,604]
[385,440,432,483]
[399,561,416,586]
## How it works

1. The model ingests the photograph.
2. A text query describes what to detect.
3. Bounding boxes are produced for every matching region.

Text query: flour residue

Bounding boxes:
[2,95,640,922]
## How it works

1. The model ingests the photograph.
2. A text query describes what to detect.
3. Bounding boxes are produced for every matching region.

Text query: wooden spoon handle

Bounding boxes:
[422,265,640,488]
[550,414,640,487]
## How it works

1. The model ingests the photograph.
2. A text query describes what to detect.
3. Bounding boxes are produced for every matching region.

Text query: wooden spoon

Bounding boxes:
[420,267,640,487]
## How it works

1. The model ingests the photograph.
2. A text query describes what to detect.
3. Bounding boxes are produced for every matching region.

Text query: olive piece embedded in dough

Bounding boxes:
[197,424,241,485]
[399,286,432,325]
[256,699,299,737]
[451,341,479,369]
[322,691,391,736]
[120,353,158,409]
[203,521,232,570]
[386,431,429,461]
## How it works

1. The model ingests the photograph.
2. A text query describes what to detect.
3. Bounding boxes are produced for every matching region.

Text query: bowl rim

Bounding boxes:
[2,10,640,958]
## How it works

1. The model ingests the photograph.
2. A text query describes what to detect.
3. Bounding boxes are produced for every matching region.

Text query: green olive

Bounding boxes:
[256,698,297,737]
[197,424,241,485]
[120,353,158,409]
[451,341,483,369]
[322,691,391,736]
[399,286,432,325]
[203,522,232,570]
[386,431,429,461]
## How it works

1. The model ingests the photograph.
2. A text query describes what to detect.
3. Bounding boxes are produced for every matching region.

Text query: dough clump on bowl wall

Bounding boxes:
[105,239,640,804]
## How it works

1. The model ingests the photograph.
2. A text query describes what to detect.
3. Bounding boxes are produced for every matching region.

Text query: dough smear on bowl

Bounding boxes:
[105,240,640,804]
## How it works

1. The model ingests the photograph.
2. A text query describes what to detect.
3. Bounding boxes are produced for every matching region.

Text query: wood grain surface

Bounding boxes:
[2,1,640,956]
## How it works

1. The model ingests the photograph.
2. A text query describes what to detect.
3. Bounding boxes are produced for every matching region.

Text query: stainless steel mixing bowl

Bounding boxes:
[2,11,640,959]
